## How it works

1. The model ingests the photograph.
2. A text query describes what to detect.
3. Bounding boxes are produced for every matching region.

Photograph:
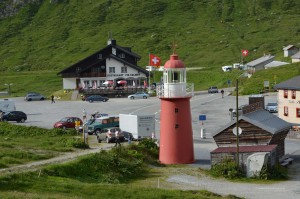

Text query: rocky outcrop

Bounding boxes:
[0,0,40,19]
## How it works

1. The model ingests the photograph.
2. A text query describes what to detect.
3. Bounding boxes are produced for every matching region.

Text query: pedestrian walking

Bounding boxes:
[115,129,121,147]
[221,89,224,98]
[51,95,55,103]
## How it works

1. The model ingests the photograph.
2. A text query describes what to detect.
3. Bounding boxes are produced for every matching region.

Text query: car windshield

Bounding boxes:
[59,118,69,122]
[268,103,277,106]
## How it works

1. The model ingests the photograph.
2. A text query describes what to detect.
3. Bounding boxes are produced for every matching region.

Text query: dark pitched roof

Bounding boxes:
[211,145,277,153]
[57,42,142,75]
[274,75,300,90]
[213,109,291,137]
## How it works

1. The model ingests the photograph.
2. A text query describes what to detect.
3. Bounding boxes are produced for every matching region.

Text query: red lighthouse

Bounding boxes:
[157,53,194,164]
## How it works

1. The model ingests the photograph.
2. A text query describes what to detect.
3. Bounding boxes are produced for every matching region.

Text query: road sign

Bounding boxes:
[199,115,206,121]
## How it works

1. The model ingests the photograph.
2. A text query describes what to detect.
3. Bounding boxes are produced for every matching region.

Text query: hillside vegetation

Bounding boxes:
[0,0,300,95]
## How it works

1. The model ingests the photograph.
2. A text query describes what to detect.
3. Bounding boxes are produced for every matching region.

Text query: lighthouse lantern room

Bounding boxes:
[157,53,195,164]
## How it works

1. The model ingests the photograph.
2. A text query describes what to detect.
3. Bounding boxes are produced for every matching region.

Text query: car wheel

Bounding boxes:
[97,136,101,143]
[20,118,25,123]
[130,96,134,100]
[40,97,45,100]
[2,119,7,122]
[89,100,93,103]
[103,99,107,102]
[143,96,147,99]
[95,129,101,135]
[28,98,32,101]
[106,137,110,143]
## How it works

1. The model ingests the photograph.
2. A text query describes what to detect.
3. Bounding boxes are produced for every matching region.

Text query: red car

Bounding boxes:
[54,117,83,130]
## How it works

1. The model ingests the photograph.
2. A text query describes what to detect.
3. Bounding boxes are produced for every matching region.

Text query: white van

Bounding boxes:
[0,99,16,113]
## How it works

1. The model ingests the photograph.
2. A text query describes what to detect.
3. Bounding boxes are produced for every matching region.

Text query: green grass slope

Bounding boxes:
[0,0,300,96]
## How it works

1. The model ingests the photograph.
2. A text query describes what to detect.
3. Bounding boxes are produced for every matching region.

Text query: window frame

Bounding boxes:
[121,66,127,73]
[109,67,115,73]
[296,108,300,118]
[284,106,289,116]
[292,90,296,99]
[284,90,288,98]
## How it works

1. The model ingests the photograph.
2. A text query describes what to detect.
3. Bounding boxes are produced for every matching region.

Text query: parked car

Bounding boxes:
[96,127,125,143]
[85,95,109,103]
[54,117,83,130]
[265,103,278,113]
[122,131,134,141]
[208,86,218,93]
[128,92,149,99]
[24,93,46,101]
[1,111,27,123]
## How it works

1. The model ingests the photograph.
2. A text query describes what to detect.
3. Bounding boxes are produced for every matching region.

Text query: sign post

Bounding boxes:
[199,115,206,139]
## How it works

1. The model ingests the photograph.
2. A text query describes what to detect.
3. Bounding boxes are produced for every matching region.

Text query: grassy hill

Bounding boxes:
[0,0,300,96]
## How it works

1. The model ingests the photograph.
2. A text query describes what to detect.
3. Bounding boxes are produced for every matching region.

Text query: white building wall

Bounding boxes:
[63,78,76,89]
[106,59,146,80]
[292,58,300,63]
[277,89,300,124]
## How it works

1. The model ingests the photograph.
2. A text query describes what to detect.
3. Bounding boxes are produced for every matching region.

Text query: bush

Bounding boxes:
[258,164,288,180]
[66,137,89,149]
[210,159,244,179]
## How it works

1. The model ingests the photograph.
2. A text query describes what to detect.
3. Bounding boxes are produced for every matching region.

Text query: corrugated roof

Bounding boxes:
[283,45,298,50]
[291,51,300,59]
[212,109,291,137]
[274,75,300,90]
[211,145,277,153]
[264,61,289,68]
[246,55,275,67]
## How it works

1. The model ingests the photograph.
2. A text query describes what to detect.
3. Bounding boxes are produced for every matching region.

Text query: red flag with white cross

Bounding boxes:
[149,54,161,67]
[241,49,249,57]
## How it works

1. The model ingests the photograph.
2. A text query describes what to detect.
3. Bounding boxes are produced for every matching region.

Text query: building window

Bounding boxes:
[112,47,116,55]
[121,66,127,73]
[175,124,179,128]
[297,108,300,118]
[98,54,102,59]
[292,90,296,99]
[175,108,179,113]
[284,90,288,98]
[92,67,101,72]
[109,67,115,73]
[284,106,288,116]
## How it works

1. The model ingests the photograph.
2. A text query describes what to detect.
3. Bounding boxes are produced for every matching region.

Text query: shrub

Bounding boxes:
[210,159,245,179]
[258,164,288,180]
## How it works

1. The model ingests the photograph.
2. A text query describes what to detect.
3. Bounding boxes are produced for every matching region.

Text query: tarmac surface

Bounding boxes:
[2,89,300,198]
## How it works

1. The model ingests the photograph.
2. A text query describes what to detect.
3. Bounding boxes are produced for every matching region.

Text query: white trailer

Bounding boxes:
[0,99,16,113]
[119,114,155,140]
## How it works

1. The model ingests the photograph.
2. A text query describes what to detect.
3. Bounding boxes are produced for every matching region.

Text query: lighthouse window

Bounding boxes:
[173,72,179,82]
[175,108,179,113]
[175,124,179,128]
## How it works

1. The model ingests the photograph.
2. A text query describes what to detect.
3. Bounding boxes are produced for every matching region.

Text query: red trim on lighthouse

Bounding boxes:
[164,54,185,69]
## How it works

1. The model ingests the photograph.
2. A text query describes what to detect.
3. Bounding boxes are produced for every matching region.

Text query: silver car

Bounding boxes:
[128,92,149,100]
[24,93,46,101]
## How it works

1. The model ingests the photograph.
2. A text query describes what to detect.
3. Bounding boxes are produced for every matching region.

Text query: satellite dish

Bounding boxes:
[232,127,242,135]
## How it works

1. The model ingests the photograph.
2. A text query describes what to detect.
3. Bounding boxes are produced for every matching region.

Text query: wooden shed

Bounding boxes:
[212,109,291,161]
[211,145,277,167]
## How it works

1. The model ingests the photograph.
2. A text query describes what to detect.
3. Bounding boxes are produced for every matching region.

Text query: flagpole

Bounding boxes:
[148,52,151,91]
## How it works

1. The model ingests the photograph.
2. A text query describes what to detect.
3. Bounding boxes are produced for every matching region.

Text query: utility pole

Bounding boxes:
[236,79,239,166]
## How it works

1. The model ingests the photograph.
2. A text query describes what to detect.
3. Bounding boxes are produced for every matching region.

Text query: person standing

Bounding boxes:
[115,129,121,147]
[51,95,55,103]
[221,89,224,98]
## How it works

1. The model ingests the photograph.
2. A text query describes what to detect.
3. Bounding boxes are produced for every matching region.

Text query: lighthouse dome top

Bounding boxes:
[164,54,185,69]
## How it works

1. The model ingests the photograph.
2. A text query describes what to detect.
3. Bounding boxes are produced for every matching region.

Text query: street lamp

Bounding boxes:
[4,83,13,96]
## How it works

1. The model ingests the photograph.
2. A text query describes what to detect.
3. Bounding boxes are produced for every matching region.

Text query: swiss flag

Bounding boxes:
[149,54,161,67]
[241,49,249,57]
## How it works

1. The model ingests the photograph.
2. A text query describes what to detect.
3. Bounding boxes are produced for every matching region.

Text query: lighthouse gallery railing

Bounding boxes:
[156,83,194,98]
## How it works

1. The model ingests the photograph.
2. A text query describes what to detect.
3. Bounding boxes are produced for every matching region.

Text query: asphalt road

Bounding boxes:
[7,90,300,166]
[4,90,300,198]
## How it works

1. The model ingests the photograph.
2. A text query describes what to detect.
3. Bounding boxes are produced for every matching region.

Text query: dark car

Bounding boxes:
[122,131,134,141]
[1,111,27,123]
[54,117,83,130]
[85,95,109,103]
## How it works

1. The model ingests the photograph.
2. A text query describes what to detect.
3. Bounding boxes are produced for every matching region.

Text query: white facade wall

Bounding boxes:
[63,78,76,89]
[292,58,300,63]
[277,89,300,124]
